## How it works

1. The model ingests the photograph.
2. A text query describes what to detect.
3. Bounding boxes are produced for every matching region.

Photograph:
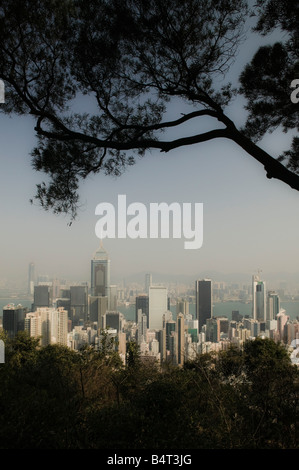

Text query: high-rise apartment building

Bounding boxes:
[195,279,213,332]
[252,274,266,321]
[276,309,289,343]
[149,285,168,330]
[25,307,68,347]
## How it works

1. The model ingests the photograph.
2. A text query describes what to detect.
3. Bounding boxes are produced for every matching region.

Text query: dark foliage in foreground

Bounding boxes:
[0,332,298,449]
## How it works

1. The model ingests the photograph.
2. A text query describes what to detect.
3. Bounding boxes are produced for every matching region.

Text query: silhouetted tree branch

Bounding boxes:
[0,0,298,219]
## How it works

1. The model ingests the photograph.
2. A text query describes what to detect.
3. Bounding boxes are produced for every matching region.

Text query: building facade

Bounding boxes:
[195,279,213,332]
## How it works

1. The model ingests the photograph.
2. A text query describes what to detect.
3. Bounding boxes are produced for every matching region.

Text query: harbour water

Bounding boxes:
[118,300,299,322]
[1,299,298,323]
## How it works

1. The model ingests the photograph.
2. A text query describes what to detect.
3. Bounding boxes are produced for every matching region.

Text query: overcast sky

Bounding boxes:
[0,12,298,288]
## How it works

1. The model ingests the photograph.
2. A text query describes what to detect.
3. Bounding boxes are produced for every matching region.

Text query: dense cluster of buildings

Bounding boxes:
[2,244,299,366]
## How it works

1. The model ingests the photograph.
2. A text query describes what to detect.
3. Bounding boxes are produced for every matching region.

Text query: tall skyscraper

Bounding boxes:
[145,273,152,293]
[70,285,88,325]
[137,309,148,344]
[135,294,149,326]
[252,274,266,321]
[195,279,213,332]
[89,295,108,327]
[28,262,35,295]
[91,241,110,298]
[149,285,168,330]
[108,285,117,311]
[267,291,280,321]
[3,304,27,338]
[176,313,185,367]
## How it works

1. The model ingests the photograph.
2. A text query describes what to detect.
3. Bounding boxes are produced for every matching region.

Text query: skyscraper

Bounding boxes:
[34,285,52,310]
[145,273,152,293]
[25,307,68,347]
[70,285,88,325]
[252,274,266,321]
[176,313,185,367]
[267,291,280,321]
[91,241,110,298]
[176,299,189,316]
[137,309,148,344]
[195,279,213,332]
[28,262,35,295]
[149,285,167,330]
[89,295,108,327]
[108,285,117,310]
[3,304,26,338]
[103,311,124,332]
[135,294,149,326]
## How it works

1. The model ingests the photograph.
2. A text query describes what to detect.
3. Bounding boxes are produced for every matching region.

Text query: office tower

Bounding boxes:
[176,313,185,367]
[267,291,280,321]
[103,311,124,332]
[218,316,229,336]
[52,278,61,299]
[56,297,71,313]
[91,241,110,298]
[89,295,108,328]
[232,310,243,322]
[252,274,266,321]
[109,285,118,311]
[33,285,52,310]
[135,294,149,326]
[70,285,88,325]
[206,318,219,343]
[137,309,148,344]
[145,273,152,293]
[2,304,26,338]
[157,328,166,361]
[165,318,176,356]
[149,285,167,330]
[195,279,213,332]
[28,262,35,295]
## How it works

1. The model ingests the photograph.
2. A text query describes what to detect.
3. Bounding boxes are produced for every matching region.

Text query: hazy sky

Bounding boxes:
[0,12,298,288]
